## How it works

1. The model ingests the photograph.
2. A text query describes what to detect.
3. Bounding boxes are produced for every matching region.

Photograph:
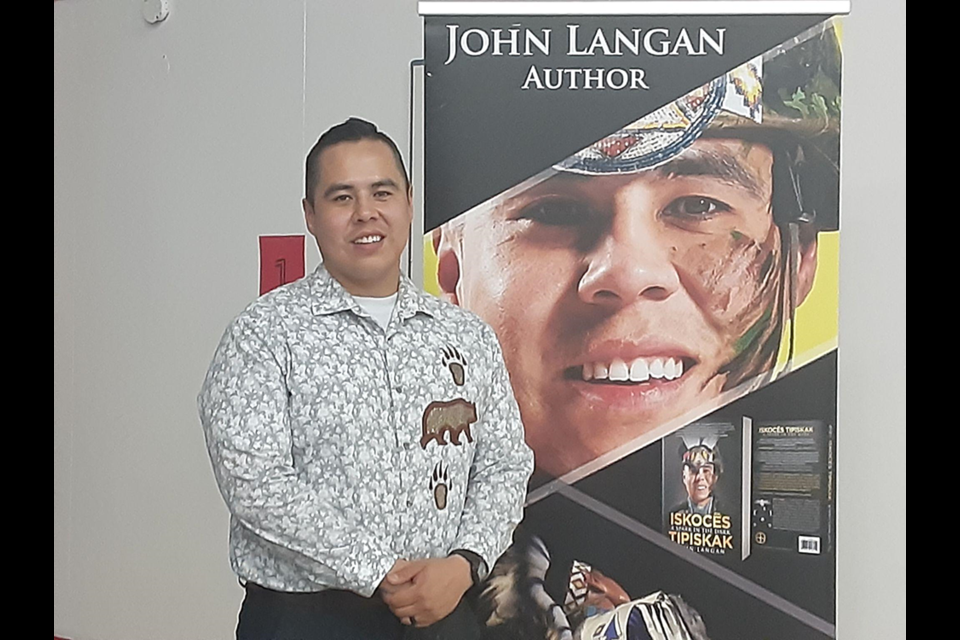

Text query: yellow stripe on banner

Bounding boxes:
[423,234,441,296]
[784,230,840,369]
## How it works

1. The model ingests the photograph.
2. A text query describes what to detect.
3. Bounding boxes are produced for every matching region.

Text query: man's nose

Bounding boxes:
[577,197,680,309]
[353,193,380,222]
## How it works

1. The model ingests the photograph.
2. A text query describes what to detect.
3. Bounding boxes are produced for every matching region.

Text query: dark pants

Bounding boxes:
[236,582,482,640]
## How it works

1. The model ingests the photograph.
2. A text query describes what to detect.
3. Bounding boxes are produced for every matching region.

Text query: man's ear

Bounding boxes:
[302,197,316,236]
[434,227,462,305]
[796,227,819,306]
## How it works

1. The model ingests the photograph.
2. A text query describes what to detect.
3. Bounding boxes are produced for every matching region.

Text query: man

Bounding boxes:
[433,28,840,478]
[199,118,534,639]
[676,444,722,516]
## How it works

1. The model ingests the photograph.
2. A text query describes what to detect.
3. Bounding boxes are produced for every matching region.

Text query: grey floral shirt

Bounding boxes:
[199,266,533,597]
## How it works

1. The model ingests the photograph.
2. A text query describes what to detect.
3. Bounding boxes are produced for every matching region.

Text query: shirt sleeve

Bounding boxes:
[452,324,535,571]
[198,311,396,597]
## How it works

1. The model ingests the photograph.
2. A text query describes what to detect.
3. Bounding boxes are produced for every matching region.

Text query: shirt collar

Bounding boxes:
[309,264,435,321]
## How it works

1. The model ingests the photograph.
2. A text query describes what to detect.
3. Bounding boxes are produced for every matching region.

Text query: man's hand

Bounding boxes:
[379,556,473,627]
[378,559,412,597]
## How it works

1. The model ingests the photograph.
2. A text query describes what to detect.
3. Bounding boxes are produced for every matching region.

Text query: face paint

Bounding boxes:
[676,215,785,387]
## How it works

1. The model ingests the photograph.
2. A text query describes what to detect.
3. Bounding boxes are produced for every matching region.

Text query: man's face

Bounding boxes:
[440,138,794,477]
[682,463,717,507]
[303,139,412,296]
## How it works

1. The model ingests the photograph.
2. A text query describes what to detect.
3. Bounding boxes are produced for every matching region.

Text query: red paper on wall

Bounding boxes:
[259,235,305,295]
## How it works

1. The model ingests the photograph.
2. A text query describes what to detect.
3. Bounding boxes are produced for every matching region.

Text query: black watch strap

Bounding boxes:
[450,549,488,585]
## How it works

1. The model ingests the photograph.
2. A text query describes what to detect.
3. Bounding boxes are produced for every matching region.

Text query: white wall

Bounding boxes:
[53,1,904,639]
[834,3,906,639]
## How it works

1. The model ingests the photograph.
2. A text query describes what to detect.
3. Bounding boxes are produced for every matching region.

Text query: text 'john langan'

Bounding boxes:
[444,24,726,91]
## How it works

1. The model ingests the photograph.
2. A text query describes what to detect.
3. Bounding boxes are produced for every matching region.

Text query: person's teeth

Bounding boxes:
[629,358,649,382]
[581,357,687,383]
[650,358,665,379]
[609,358,629,381]
[355,235,383,244]
[594,363,609,380]
[664,358,677,380]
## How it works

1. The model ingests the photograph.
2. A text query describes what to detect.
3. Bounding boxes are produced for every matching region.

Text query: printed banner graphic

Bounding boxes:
[422,8,842,640]
[423,12,833,229]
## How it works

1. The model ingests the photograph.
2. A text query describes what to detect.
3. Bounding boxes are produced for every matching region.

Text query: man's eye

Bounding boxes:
[517,197,591,226]
[374,190,392,199]
[333,194,351,203]
[662,196,730,219]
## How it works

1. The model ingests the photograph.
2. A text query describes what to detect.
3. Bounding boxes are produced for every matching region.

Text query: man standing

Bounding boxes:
[199,118,533,639]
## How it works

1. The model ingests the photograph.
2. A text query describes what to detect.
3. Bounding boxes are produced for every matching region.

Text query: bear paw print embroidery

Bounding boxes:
[442,346,467,386]
[430,462,451,510]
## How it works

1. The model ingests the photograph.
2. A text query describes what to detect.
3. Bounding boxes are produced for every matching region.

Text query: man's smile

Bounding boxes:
[560,339,700,388]
[575,356,692,383]
[352,233,385,245]
[534,334,720,429]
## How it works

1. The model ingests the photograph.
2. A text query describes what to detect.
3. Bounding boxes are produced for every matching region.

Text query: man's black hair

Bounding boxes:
[304,117,409,203]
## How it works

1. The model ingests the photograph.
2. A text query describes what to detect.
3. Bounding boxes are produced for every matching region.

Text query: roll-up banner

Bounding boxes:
[419,2,847,638]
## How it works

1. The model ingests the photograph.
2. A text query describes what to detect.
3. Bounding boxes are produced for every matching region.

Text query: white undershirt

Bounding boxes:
[353,292,398,330]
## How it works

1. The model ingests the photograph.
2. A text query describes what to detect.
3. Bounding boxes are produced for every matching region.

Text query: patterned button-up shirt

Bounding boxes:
[199,266,534,597]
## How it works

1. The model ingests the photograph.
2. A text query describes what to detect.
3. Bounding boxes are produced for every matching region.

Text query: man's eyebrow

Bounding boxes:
[323,178,401,199]
[322,182,355,198]
[371,178,401,190]
[654,148,764,197]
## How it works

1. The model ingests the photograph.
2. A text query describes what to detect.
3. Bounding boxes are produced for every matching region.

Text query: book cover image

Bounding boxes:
[748,420,834,557]
[662,422,743,561]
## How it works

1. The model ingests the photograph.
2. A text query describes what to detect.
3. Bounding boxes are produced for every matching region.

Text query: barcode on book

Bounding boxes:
[798,536,821,554]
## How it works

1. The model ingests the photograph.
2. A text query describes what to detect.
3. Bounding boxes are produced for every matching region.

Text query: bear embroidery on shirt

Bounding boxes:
[421,398,477,449]
[442,346,467,386]
[430,461,450,510]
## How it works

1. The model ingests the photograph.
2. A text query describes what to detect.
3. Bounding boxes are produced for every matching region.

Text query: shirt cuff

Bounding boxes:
[449,548,488,584]
[337,536,397,597]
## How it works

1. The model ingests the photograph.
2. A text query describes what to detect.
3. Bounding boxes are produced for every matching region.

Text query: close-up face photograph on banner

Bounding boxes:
[427,24,840,481]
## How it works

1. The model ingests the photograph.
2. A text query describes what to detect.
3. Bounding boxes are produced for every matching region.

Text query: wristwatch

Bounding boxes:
[450,549,489,585]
